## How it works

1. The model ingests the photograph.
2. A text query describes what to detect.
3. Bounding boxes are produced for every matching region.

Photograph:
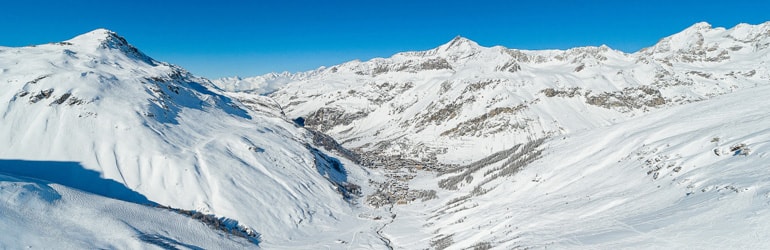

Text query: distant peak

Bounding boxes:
[729,21,770,31]
[685,22,713,31]
[653,22,715,44]
[88,28,117,36]
[438,36,481,52]
[448,35,472,44]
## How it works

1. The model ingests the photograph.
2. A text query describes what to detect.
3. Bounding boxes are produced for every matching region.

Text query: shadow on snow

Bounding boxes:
[0,159,156,205]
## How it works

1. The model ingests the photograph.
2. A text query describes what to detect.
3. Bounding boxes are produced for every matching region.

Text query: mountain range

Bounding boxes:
[1,22,769,249]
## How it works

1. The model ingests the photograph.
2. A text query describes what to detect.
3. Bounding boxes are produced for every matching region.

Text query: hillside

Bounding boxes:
[384,83,770,249]
[0,29,385,249]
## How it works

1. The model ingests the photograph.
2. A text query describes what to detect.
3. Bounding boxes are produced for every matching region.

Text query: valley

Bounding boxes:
[1,21,770,249]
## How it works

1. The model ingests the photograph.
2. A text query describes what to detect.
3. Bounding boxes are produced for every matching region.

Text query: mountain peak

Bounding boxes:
[439,36,481,52]
[64,28,155,64]
[66,28,125,47]
[686,21,713,31]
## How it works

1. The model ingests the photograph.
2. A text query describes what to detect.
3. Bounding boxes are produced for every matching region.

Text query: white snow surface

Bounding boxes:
[0,172,253,249]
[0,29,385,249]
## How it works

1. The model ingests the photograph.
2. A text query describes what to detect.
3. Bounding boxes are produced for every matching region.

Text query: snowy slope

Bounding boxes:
[0,29,387,249]
[223,22,770,166]
[0,170,254,249]
[384,82,770,249]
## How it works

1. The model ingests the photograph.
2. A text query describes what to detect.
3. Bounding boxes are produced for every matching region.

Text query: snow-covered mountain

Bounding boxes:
[4,21,770,250]
[214,71,319,94]
[221,22,769,167]
[0,29,386,249]
[214,21,770,249]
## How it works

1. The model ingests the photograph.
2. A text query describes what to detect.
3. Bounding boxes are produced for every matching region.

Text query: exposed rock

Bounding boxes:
[305,107,368,132]
[29,88,54,103]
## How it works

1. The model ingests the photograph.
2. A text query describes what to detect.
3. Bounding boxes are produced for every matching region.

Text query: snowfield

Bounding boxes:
[0,29,385,249]
[0,170,253,249]
[1,22,770,249]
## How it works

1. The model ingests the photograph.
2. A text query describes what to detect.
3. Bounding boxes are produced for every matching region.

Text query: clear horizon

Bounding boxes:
[1,0,768,78]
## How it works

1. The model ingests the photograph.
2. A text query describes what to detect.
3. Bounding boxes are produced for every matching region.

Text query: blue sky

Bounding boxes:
[1,0,768,78]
